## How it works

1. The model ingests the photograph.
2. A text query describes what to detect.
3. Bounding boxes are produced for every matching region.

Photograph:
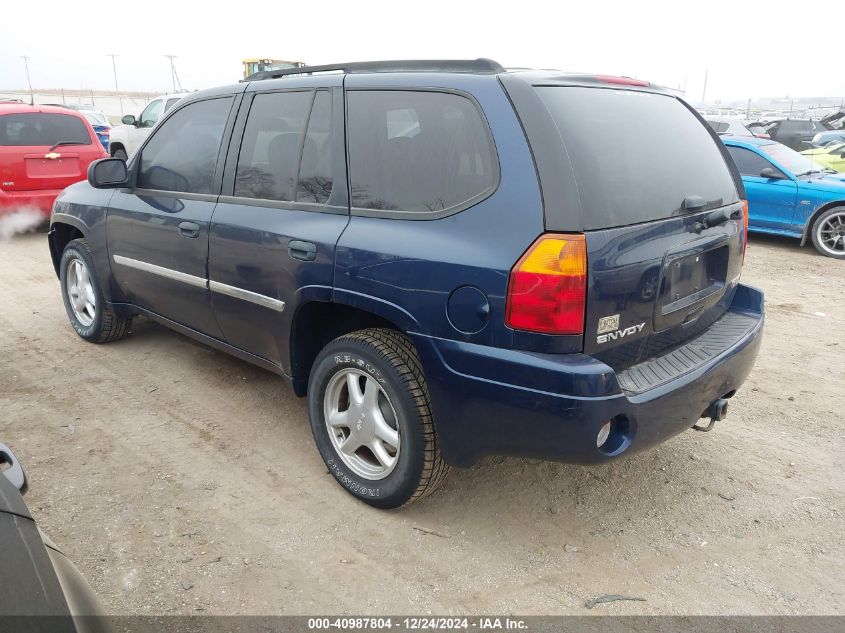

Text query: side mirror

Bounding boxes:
[88,158,129,189]
[121,114,137,126]
[760,167,784,180]
[0,442,27,494]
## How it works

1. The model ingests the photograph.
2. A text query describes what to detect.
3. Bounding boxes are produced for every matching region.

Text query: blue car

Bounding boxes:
[723,137,845,258]
[47,60,764,508]
[78,110,111,152]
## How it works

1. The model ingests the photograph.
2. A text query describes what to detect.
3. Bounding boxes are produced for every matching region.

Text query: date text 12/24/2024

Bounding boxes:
[308,618,528,630]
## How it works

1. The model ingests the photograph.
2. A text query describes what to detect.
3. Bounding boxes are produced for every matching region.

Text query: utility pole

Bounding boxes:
[701,69,708,105]
[21,56,33,105]
[108,54,123,114]
[164,55,182,93]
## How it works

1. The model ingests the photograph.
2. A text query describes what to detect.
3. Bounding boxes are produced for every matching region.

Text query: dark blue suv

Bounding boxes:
[47,60,764,508]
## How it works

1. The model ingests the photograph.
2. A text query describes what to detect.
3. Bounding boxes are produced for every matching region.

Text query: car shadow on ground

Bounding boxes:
[122,315,732,535]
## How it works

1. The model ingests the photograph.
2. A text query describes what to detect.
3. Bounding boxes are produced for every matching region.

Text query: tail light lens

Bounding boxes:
[741,200,749,262]
[505,234,587,335]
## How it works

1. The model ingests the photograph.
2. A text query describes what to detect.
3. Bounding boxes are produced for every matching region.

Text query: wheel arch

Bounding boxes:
[48,218,86,277]
[801,200,845,246]
[289,300,407,397]
[108,141,126,157]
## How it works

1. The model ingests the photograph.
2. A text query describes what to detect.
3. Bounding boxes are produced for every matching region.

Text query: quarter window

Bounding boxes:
[138,97,232,194]
[347,90,497,214]
[234,91,312,201]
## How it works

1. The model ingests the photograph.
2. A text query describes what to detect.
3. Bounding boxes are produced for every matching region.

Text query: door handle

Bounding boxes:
[178,221,200,238]
[288,240,317,261]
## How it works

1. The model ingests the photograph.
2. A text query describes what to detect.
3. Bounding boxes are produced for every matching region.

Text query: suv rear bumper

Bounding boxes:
[0,188,62,216]
[411,283,764,467]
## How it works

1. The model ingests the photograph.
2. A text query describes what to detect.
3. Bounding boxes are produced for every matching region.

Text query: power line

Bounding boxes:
[164,55,182,93]
[107,54,123,114]
[21,56,33,105]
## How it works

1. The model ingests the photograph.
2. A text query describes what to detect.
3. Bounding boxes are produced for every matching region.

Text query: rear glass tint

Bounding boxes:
[0,113,91,147]
[536,87,738,229]
[347,90,497,214]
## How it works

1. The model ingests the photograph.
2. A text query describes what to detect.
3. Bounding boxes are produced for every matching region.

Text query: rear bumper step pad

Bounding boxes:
[617,311,759,394]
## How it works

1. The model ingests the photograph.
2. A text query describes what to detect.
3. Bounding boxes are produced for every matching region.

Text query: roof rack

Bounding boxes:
[243,58,504,82]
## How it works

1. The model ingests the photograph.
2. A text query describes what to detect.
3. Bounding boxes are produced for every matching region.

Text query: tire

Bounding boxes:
[112,147,128,161]
[307,328,449,509]
[810,206,845,259]
[60,238,131,343]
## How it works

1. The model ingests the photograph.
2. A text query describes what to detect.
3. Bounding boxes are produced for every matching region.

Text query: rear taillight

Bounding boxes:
[741,200,749,262]
[505,234,587,335]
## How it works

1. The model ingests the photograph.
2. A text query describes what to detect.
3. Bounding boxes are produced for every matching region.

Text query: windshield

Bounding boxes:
[537,86,738,229]
[83,112,109,127]
[760,142,826,175]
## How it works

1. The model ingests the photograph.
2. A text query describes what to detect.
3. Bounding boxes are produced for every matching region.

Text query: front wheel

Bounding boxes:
[811,207,845,259]
[307,329,449,508]
[111,147,128,161]
[60,238,131,343]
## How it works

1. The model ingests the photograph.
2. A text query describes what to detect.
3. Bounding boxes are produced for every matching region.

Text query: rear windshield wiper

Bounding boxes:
[47,141,85,152]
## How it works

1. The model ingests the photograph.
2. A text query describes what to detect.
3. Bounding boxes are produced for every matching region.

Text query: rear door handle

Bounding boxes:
[288,240,317,261]
[178,221,200,238]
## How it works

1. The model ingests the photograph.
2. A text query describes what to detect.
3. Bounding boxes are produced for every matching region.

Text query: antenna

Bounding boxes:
[107,54,123,115]
[21,56,33,105]
[164,55,182,92]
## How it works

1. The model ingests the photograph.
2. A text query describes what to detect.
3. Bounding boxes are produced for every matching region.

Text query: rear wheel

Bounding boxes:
[307,328,449,508]
[811,207,845,259]
[60,238,131,342]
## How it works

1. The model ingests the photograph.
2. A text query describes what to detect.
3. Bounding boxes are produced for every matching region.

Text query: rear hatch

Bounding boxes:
[0,112,99,191]
[535,84,744,369]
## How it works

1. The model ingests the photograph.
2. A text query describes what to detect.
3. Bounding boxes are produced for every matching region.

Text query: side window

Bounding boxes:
[138,97,233,194]
[165,98,181,112]
[234,91,312,201]
[347,90,497,214]
[727,146,777,177]
[139,100,163,128]
[296,91,333,204]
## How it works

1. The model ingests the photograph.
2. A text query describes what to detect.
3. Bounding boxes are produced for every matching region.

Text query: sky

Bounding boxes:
[1,0,840,105]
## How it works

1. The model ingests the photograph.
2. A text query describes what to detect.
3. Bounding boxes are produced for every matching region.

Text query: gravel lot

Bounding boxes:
[1,230,843,615]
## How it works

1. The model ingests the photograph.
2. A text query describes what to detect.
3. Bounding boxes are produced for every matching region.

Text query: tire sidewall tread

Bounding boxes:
[308,328,448,509]
[60,238,131,343]
[811,206,845,259]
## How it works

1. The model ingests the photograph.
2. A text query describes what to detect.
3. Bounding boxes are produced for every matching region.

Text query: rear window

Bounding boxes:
[347,90,497,214]
[0,113,91,147]
[536,87,738,229]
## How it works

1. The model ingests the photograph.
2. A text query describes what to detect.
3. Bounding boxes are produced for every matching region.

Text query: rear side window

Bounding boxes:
[726,146,773,177]
[296,91,333,204]
[0,113,91,147]
[347,90,497,214]
[536,87,738,229]
[138,97,232,194]
[234,91,312,201]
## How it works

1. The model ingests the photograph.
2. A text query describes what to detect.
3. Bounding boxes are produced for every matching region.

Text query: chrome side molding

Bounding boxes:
[112,254,285,313]
[209,280,285,313]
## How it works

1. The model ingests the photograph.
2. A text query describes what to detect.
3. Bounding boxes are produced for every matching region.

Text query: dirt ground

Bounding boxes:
[0,230,843,615]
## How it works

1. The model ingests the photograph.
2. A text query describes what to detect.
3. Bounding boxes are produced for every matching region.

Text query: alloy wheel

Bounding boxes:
[323,368,401,480]
[817,211,845,256]
[66,257,96,327]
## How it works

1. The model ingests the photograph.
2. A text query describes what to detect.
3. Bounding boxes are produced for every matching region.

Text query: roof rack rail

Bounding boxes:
[243,58,504,82]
